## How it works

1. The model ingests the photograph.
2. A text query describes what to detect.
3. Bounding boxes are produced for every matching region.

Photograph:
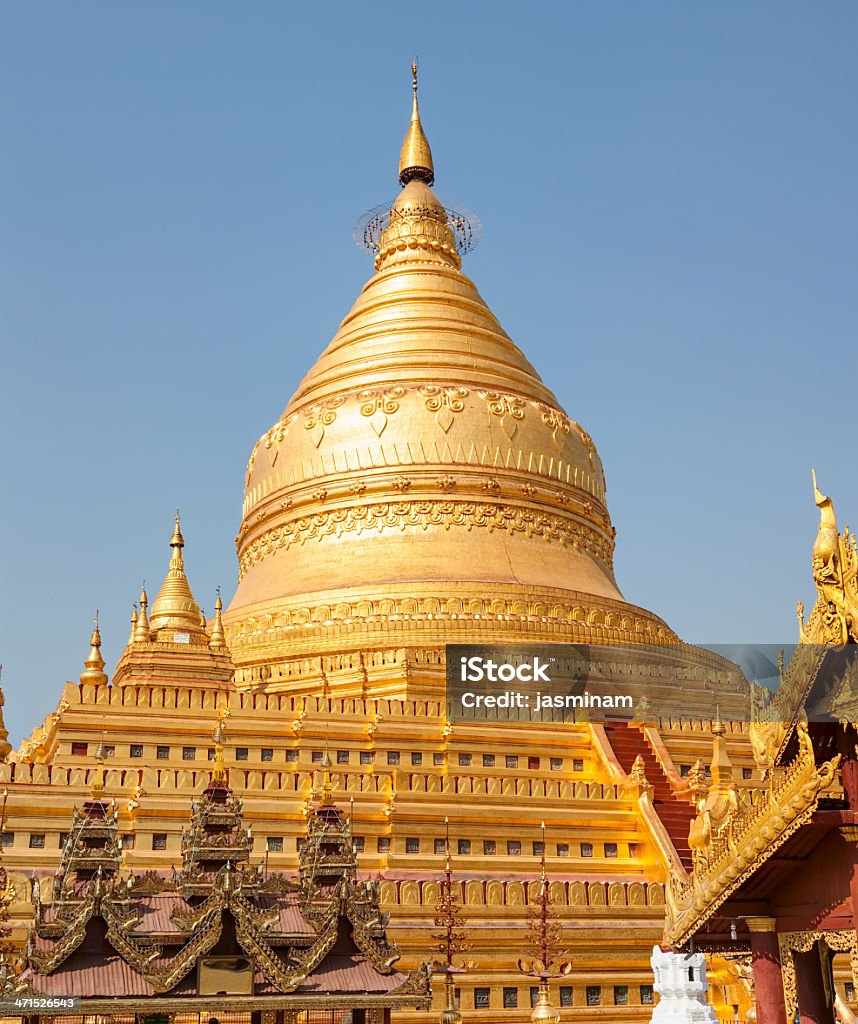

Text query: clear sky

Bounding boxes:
[1,3,856,746]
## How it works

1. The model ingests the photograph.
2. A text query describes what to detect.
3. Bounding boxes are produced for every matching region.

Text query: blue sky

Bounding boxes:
[1,3,856,745]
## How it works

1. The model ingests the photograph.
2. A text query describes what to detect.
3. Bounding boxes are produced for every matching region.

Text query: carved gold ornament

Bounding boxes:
[666,723,840,946]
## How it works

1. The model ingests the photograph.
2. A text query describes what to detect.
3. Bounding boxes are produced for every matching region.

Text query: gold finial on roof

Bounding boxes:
[80,611,108,686]
[91,733,108,799]
[171,508,184,549]
[133,585,151,643]
[209,588,226,649]
[318,748,335,807]
[128,605,138,645]
[211,711,227,782]
[94,732,108,763]
[399,59,434,187]
[710,706,733,785]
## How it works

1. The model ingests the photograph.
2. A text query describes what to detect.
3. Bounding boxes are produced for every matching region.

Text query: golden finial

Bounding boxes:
[170,509,184,550]
[209,588,226,649]
[399,59,434,187]
[318,748,335,807]
[80,611,108,686]
[133,585,151,642]
[710,702,733,786]
[211,711,227,782]
[128,605,138,645]
[91,733,108,799]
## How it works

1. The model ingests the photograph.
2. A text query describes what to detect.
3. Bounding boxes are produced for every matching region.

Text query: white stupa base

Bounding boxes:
[650,945,719,1024]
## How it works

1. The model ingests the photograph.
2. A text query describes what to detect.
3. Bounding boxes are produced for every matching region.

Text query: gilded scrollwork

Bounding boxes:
[478,390,526,420]
[418,385,469,413]
[536,403,572,450]
[358,387,406,417]
[303,398,346,431]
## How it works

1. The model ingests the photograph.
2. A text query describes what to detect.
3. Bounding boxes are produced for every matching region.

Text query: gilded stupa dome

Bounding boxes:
[224,67,676,671]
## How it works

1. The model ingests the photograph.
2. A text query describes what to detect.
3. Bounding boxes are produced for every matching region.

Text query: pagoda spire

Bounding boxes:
[399,59,434,186]
[133,585,151,642]
[148,511,204,634]
[209,589,226,648]
[80,612,108,686]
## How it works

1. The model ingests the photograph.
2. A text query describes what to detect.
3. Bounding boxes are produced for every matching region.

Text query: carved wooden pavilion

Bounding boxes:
[1,734,430,1023]
[663,480,858,1024]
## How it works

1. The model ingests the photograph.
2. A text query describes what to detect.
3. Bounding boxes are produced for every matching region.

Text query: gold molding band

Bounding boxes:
[238,499,614,580]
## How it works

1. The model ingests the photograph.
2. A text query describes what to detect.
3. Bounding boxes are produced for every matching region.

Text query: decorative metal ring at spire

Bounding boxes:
[353,200,482,258]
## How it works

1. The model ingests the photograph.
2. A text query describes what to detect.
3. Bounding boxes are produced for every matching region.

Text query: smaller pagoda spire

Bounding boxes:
[209,589,226,648]
[399,59,434,187]
[710,705,734,787]
[133,586,151,642]
[128,605,138,645]
[149,511,204,634]
[80,612,108,686]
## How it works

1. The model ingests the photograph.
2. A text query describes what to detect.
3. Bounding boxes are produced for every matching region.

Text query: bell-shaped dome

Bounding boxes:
[223,71,676,663]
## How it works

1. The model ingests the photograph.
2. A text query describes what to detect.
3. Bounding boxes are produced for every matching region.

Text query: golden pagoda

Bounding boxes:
[0,66,838,1024]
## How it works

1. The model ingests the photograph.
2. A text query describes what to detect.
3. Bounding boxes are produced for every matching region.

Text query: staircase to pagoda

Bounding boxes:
[604,723,695,871]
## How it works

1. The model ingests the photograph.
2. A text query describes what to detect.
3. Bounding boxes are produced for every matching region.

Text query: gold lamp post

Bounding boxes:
[432,817,470,1024]
[518,823,571,1024]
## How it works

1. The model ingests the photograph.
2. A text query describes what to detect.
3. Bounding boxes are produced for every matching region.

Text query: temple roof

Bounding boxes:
[14,742,428,1010]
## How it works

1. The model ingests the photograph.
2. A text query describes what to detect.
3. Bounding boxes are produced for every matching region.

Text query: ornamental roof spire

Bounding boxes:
[211,712,227,783]
[91,734,108,799]
[149,511,204,634]
[209,589,226,649]
[80,612,108,686]
[133,586,151,642]
[399,60,434,187]
[318,748,335,808]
